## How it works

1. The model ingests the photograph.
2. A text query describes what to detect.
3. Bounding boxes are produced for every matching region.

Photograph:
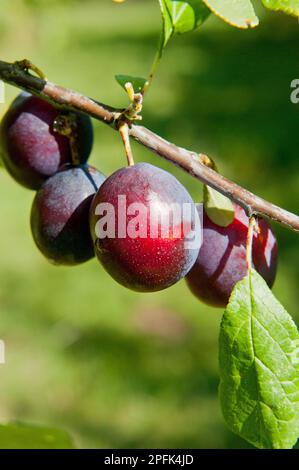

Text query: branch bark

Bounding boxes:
[0,59,298,232]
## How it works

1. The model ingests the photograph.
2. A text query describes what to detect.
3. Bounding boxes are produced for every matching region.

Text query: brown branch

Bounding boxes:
[0,58,298,232]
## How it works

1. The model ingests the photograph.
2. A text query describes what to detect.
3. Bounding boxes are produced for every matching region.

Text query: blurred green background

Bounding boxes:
[0,0,298,449]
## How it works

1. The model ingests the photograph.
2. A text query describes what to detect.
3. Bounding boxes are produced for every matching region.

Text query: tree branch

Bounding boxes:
[0,59,298,232]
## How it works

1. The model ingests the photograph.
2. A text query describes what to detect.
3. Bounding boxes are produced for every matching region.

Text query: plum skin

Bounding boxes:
[31,165,105,266]
[0,93,93,190]
[90,162,200,292]
[186,204,278,308]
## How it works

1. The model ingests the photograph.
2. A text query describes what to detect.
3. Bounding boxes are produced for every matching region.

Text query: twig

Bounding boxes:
[0,59,298,232]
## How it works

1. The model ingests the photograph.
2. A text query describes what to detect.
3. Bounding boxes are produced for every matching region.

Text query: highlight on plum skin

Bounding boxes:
[90,162,201,293]
[0,93,94,190]
[186,204,278,308]
[31,165,105,266]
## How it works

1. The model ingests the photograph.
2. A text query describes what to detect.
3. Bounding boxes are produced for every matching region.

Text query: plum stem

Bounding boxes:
[0,58,299,232]
[53,113,80,166]
[118,122,135,166]
[246,216,256,270]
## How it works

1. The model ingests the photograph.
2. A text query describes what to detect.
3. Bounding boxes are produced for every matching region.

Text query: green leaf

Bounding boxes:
[261,0,299,16]
[202,0,259,28]
[203,185,235,227]
[0,423,75,449]
[219,269,299,449]
[115,75,148,93]
[159,0,210,47]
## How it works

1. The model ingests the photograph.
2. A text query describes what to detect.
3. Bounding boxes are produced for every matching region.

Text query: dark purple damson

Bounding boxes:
[186,204,278,308]
[0,93,93,189]
[31,165,105,265]
[90,162,200,292]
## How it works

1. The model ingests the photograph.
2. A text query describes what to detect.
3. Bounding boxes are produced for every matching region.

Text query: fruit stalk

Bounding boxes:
[118,122,135,167]
[0,59,298,232]
[246,216,256,271]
